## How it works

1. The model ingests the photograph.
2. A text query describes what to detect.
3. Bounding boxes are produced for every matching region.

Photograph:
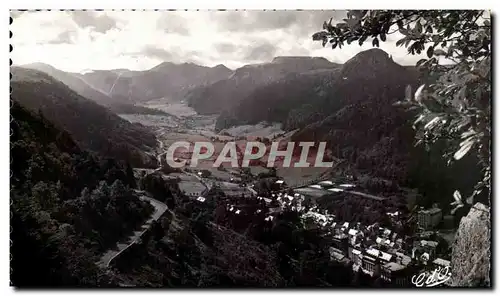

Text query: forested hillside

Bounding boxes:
[10,101,155,286]
[23,63,170,116]
[187,56,339,115]
[11,67,157,168]
[214,49,485,210]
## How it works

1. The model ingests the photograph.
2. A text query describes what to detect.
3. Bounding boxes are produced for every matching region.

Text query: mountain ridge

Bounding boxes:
[11,67,157,167]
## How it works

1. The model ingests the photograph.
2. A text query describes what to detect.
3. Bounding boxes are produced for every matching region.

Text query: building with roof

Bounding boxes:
[332,233,349,253]
[329,247,351,266]
[381,262,412,287]
[432,258,451,269]
[361,249,381,277]
[351,248,363,266]
[420,240,439,259]
[395,252,412,266]
[418,207,442,229]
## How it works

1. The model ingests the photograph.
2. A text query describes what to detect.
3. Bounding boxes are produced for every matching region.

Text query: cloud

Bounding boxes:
[11,10,426,72]
[141,46,174,61]
[244,43,277,61]
[156,13,190,35]
[68,11,117,33]
[214,42,237,54]
[47,30,75,44]
[210,10,299,32]
[211,10,347,35]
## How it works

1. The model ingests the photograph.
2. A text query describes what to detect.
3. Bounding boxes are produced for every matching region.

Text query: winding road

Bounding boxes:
[97,192,168,268]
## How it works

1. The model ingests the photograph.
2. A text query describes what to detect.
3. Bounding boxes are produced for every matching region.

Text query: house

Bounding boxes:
[329,247,350,266]
[418,207,442,229]
[420,240,439,259]
[380,251,393,264]
[381,262,411,287]
[395,252,412,266]
[432,258,451,269]
[351,248,363,266]
[348,228,362,246]
[361,248,381,277]
[332,233,349,253]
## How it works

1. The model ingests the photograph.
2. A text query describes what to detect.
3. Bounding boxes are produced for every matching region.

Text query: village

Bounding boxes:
[181,165,456,287]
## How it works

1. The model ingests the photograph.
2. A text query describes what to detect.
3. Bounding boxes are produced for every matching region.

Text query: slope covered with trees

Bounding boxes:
[10,101,154,286]
[11,67,157,167]
[312,10,490,210]
[22,63,170,116]
[187,56,339,115]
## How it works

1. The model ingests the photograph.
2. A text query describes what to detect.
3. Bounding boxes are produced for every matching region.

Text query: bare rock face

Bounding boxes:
[449,202,491,287]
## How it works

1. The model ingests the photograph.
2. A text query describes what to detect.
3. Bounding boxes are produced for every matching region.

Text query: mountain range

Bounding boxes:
[12,48,485,209]
[78,62,232,103]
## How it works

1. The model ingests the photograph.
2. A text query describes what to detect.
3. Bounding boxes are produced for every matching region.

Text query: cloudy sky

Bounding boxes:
[10,10,423,73]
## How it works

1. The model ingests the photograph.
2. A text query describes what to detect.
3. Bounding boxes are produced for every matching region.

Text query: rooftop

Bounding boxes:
[348,229,359,236]
[384,262,406,272]
[433,258,451,267]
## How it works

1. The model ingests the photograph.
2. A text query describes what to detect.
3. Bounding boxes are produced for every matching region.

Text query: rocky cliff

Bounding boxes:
[450,202,491,287]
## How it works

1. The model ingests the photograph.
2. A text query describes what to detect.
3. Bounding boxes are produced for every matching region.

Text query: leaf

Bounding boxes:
[372,37,379,47]
[434,49,447,56]
[380,33,386,42]
[466,195,474,205]
[453,190,462,203]
[414,84,426,102]
[416,59,427,67]
[405,85,412,101]
[454,138,474,160]
[397,20,404,29]
[427,46,434,58]
[451,204,464,215]
[413,114,425,126]
[424,116,440,130]
[415,21,423,34]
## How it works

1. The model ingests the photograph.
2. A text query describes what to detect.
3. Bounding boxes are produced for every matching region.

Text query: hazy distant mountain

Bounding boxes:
[79,62,232,103]
[11,67,157,167]
[186,56,339,115]
[22,63,168,116]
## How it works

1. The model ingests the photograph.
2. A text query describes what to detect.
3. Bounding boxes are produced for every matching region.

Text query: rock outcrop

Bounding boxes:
[449,202,491,287]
